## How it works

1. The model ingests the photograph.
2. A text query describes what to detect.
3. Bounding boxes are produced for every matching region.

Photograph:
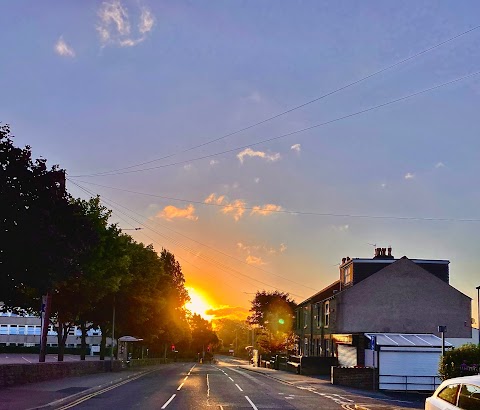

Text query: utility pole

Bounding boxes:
[476,286,480,347]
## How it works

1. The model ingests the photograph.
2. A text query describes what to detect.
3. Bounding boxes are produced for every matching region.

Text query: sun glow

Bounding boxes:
[185,287,214,320]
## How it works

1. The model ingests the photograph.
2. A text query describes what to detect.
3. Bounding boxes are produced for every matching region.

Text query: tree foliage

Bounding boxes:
[439,343,480,380]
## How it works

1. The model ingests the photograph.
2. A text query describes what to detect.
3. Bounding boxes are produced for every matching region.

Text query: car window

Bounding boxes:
[457,384,480,410]
[438,383,460,405]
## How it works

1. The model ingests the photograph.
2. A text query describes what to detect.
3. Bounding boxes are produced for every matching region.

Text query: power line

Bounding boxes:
[69,179,308,300]
[71,69,480,178]
[79,24,480,177]
[70,179,480,223]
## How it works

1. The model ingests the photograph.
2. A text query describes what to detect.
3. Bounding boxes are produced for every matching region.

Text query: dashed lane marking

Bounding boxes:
[245,395,259,410]
[161,394,176,409]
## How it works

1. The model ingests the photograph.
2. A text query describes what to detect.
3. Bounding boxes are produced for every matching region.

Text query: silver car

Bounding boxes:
[425,375,480,410]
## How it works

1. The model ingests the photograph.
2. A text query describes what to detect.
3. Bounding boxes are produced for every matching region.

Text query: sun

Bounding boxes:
[185,287,214,320]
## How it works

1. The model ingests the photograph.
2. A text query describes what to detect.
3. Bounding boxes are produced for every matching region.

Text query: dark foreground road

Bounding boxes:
[0,356,425,409]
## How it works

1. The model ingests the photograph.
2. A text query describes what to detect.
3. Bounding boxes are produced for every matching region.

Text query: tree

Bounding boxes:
[247,291,297,354]
[214,318,249,355]
[439,343,480,380]
[190,313,219,358]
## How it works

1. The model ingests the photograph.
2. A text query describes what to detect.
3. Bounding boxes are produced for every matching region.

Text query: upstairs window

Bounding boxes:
[324,301,330,328]
[316,304,321,327]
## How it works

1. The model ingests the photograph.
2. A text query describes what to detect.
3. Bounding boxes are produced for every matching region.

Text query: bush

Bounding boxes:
[439,344,480,380]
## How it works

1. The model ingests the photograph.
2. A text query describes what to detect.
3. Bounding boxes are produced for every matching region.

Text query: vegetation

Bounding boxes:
[439,344,480,380]
[0,124,218,361]
[247,291,297,354]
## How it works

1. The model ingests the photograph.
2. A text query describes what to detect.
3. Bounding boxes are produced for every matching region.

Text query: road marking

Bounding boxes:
[184,375,188,381]
[235,384,243,391]
[228,376,234,382]
[161,394,176,409]
[177,383,184,391]
[57,372,150,409]
[21,356,32,363]
[245,396,259,410]
[207,373,210,397]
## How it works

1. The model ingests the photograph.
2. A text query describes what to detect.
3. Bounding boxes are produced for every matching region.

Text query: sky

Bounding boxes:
[1,1,480,325]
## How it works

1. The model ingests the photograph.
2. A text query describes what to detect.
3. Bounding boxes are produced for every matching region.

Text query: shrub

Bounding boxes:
[439,343,480,380]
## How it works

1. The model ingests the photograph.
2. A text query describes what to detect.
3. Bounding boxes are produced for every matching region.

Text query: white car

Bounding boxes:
[425,375,480,410]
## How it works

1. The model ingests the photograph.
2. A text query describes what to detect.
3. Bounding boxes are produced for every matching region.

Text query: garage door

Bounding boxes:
[379,349,442,391]
[337,344,357,367]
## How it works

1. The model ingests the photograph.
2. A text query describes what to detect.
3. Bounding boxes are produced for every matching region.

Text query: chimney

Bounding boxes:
[375,248,380,257]
[346,256,350,261]
[342,257,346,264]
[381,248,386,256]
[387,247,392,256]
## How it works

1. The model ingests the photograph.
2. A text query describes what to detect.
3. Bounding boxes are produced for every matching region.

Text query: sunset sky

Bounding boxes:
[1,2,480,324]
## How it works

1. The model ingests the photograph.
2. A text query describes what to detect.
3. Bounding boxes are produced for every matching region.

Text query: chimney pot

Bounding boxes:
[382,248,386,256]
[342,258,346,264]
[387,247,392,256]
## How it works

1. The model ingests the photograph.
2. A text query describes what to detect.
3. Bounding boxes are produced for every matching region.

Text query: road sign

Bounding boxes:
[370,335,376,350]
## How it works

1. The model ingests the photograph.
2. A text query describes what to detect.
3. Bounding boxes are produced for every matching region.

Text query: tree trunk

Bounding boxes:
[99,325,107,360]
[80,321,87,360]
[57,322,64,361]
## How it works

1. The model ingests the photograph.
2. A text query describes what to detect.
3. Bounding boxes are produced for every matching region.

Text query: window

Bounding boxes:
[438,383,460,405]
[9,325,18,335]
[68,327,76,336]
[458,384,480,410]
[27,326,35,335]
[0,325,7,335]
[344,266,352,284]
[324,301,330,328]
[316,304,321,327]
[303,308,308,329]
[18,326,25,335]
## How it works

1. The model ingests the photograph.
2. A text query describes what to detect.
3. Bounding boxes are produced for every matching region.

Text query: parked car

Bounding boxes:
[425,375,480,410]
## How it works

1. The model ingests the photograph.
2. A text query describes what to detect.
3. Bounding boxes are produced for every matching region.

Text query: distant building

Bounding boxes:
[0,304,106,354]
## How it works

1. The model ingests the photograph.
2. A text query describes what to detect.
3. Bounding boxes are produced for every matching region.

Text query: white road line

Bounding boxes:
[228,376,234,382]
[177,383,184,391]
[161,394,176,409]
[207,374,210,397]
[245,396,259,410]
[184,375,188,381]
[21,356,32,363]
[235,384,243,392]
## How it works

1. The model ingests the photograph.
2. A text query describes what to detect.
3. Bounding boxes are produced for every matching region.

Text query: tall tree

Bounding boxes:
[247,291,297,354]
[189,313,219,356]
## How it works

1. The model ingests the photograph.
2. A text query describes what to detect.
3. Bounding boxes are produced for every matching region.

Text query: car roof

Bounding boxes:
[441,375,480,386]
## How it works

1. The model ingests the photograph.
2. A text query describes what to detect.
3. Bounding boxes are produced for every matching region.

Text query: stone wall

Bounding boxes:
[0,360,123,388]
[331,367,378,390]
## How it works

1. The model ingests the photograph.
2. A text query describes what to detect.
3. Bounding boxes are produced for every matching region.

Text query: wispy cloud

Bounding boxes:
[207,306,249,320]
[183,164,192,171]
[237,242,287,255]
[97,0,155,48]
[221,199,246,222]
[247,91,262,103]
[435,162,445,168]
[204,193,226,205]
[210,159,219,166]
[246,255,266,266]
[404,172,415,180]
[54,36,75,57]
[254,177,260,184]
[291,143,301,153]
[380,183,387,189]
[250,204,282,216]
[158,204,198,221]
[237,148,281,164]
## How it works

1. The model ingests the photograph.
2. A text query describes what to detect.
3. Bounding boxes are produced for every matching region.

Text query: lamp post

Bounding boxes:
[476,285,480,347]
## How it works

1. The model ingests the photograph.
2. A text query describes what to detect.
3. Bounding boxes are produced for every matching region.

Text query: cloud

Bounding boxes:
[237,148,281,164]
[158,204,198,221]
[206,306,249,320]
[404,172,415,180]
[380,183,387,189]
[97,0,154,48]
[332,224,349,231]
[247,91,262,103]
[54,36,75,57]
[237,242,287,255]
[246,255,266,266]
[254,177,260,184]
[435,162,445,168]
[183,164,192,171]
[250,204,282,216]
[204,193,226,205]
[210,160,219,166]
[221,199,246,221]
[291,143,301,153]
[279,243,287,253]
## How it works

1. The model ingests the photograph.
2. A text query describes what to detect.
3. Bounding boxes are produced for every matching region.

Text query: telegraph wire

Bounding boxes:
[71,179,480,223]
[69,179,308,300]
[78,24,480,177]
[71,69,480,178]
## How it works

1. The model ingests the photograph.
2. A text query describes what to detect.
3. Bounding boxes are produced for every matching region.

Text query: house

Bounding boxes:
[294,248,472,390]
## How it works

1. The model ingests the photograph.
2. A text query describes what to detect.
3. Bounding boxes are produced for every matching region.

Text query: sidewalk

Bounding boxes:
[0,366,161,410]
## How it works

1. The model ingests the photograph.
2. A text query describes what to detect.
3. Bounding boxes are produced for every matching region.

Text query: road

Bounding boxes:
[31,356,422,410]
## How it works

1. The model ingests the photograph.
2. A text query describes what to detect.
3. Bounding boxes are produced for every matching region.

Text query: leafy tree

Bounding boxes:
[439,343,480,380]
[214,318,250,355]
[247,291,297,354]
[190,313,219,357]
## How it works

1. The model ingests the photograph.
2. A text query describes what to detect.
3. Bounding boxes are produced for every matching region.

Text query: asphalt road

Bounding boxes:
[37,356,423,410]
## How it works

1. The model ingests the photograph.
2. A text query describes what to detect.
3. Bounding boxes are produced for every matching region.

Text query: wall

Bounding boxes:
[0,360,123,388]
[331,366,378,390]
[335,258,471,337]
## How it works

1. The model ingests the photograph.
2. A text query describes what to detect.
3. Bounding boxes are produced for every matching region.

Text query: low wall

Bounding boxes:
[0,360,124,388]
[331,367,378,391]
[301,356,337,376]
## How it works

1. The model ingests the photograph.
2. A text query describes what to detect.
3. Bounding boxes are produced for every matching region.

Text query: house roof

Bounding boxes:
[365,333,453,348]
[298,280,340,306]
